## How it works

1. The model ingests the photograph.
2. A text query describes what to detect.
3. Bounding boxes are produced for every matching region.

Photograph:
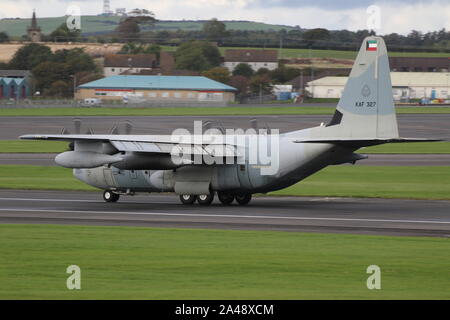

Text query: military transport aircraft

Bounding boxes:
[20,37,437,205]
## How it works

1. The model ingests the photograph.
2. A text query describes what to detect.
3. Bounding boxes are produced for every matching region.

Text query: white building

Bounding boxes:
[103,54,157,77]
[223,49,278,72]
[306,72,450,100]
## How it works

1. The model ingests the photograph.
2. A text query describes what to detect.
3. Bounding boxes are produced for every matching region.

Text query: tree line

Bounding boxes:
[1,14,449,53]
[0,43,102,97]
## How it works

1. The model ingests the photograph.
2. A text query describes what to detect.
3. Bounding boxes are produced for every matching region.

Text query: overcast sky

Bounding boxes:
[1,0,449,35]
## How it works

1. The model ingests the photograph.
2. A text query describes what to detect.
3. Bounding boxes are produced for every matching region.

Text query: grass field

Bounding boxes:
[361,142,450,154]
[0,140,67,153]
[1,140,449,154]
[271,166,450,200]
[0,224,449,299]
[1,165,449,200]
[217,46,450,59]
[0,16,295,37]
[2,106,450,117]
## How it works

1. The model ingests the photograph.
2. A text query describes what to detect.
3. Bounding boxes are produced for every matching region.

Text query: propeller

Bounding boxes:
[250,118,271,134]
[203,120,225,134]
[61,118,94,135]
[109,121,133,135]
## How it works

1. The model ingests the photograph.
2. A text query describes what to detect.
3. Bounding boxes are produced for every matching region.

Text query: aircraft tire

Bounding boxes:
[103,190,120,203]
[179,194,197,205]
[217,192,234,205]
[235,193,252,205]
[197,193,214,205]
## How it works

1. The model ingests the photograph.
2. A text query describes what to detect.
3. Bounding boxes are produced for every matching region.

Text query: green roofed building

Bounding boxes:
[76,75,237,104]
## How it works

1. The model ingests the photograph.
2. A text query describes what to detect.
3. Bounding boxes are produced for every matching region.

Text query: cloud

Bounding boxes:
[0,0,449,35]
[245,0,447,10]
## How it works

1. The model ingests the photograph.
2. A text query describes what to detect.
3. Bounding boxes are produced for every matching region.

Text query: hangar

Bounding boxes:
[306,72,450,101]
[75,75,237,104]
[0,77,30,99]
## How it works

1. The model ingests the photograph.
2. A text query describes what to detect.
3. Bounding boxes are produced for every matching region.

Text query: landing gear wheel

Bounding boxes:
[179,194,197,205]
[235,193,252,205]
[197,193,214,206]
[218,192,234,205]
[103,190,120,203]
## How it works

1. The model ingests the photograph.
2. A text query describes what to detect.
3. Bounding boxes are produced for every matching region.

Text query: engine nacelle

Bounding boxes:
[55,151,123,168]
[113,152,180,170]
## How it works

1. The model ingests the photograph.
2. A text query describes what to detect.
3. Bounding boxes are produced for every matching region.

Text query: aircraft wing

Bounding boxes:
[292,138,443,148]
[19,134,241,158]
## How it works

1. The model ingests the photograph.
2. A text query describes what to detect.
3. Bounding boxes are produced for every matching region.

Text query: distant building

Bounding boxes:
[287,68,352,91]
[223,49,278,72]
[0,78,30,99]
[389,57,450,72]
[159,51,176,74]
[0,70,32,82]
[27,10,42,42]
[306,72,450,100]
[76,75,237,103]
[103,54,157,77]
[115,8,127,16]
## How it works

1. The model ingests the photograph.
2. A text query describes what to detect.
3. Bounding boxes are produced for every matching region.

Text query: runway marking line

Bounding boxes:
[0,208,449,225]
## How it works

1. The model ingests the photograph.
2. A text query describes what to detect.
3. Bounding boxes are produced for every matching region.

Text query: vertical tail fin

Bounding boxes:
[330,36,399,139]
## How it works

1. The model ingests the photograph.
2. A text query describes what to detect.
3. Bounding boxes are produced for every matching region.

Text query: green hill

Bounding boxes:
[0,16,295,37]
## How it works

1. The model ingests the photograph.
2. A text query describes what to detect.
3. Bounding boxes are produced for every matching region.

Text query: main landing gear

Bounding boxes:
[179,192,252,206]
[103,190,120,203]
[101,190,252,206]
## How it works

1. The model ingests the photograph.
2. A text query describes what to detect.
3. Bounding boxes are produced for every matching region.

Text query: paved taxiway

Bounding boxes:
[1,114,449,139]
[0,153,449,166]
[0,190,449,237]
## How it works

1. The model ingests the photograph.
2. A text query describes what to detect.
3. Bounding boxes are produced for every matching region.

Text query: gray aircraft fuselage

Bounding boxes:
[74,131,355,195]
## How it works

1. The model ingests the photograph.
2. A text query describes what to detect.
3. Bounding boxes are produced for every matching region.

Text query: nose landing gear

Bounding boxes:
[103,190,120,203]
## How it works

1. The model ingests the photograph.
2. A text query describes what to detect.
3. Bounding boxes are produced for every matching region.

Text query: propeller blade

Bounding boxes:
[110,124,119,135]
[250,118,258,131]
[73,118,81,134]
[124,120,133,135]
[61,127,70,135]
[203,120,212,132]
[85,127,94,135]
[216,121,225,134]
[264,122,271,134]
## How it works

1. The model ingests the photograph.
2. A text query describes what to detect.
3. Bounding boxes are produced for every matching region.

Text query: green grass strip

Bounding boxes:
[361,142,450,154]
[0,140,68,153]
[271,166,450,200]
[0,224,449,299]
[0,165,449,200]
[0,165,95,191]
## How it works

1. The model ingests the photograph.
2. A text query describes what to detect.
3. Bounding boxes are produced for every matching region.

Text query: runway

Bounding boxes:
[0,114,449,139]
[0,153,449,166]
[0,190,449,237]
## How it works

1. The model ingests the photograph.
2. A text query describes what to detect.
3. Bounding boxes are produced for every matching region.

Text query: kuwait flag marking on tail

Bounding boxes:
[367,40,377,51]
